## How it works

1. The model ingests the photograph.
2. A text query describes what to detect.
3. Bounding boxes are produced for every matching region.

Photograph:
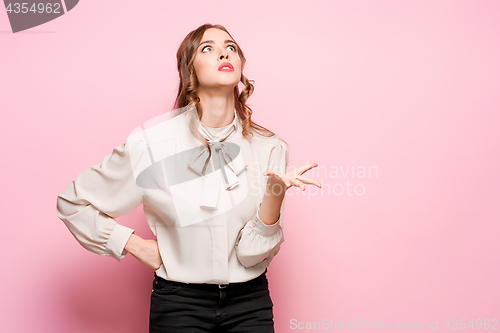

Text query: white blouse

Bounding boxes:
[56,105,289,284]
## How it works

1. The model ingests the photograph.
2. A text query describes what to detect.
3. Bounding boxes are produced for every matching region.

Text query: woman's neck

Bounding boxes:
[197,90,235,128]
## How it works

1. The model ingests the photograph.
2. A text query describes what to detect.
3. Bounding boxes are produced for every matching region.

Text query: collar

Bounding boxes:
[187,108,247,210]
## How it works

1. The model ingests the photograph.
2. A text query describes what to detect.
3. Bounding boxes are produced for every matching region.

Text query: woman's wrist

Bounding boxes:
[124,233,143,257]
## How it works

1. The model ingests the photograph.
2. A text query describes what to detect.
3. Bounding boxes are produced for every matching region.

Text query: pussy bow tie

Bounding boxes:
[187,118,246,209]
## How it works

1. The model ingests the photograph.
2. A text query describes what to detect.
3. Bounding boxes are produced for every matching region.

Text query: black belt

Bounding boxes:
[154,268,267,290]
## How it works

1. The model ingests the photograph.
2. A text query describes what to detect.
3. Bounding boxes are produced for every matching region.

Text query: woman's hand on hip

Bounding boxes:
[124,233,163,270]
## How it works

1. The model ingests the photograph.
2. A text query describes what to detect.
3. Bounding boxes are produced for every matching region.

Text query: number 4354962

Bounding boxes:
[444,319,498,329]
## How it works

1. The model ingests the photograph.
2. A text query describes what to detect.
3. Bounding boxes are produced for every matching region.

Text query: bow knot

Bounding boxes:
[210,141,222,152]
[186,110,247,210]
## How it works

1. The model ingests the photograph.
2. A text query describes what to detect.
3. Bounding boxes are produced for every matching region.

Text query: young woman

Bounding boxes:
[57,23,321,332]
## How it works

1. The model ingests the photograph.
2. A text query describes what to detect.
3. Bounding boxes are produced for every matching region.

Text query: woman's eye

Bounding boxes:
[201,44,237,53]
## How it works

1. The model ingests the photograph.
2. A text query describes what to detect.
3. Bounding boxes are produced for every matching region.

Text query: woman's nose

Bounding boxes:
[219,52,229,60]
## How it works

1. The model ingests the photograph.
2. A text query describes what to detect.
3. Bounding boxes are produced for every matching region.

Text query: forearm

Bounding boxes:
[258,181,286,225]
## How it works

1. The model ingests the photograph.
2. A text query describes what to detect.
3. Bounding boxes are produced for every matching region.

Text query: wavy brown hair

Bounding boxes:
[173,23,277,146]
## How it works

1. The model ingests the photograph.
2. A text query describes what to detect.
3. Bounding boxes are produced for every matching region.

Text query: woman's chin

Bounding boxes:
[199,81,240,92]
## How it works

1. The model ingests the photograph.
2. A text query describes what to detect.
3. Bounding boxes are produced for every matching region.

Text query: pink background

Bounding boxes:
[1,0,499,332]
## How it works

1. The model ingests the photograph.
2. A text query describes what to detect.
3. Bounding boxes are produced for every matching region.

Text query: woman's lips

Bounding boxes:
[218,62,234,71]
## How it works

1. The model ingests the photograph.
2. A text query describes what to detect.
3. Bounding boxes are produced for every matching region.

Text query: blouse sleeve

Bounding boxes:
[235,139,289,269]
[56,136,143,262]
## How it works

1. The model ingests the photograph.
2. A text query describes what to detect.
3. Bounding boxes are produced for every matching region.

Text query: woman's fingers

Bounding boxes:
[265,162,319,179]
[289,177,305,190]
[295,175,322,188]
[282,175,292,187]
[295,161,319,176]
[264,169,320,191]
[265,171,291,188]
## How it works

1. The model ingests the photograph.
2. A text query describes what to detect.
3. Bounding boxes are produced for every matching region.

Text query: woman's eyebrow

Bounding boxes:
[198,40,235,48]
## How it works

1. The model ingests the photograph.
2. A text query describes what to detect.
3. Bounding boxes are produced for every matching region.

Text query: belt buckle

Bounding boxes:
[219,284,228,289]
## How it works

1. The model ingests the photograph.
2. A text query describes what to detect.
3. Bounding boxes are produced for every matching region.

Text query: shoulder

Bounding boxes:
[249,130,288,151]
[126,110,190,143]
[248,130,289,167]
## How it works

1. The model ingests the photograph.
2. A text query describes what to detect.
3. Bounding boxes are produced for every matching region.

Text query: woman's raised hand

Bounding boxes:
[264,161,322,193]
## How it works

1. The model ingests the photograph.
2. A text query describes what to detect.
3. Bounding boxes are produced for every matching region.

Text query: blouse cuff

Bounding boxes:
[106,224,135,261]
[252,212,281,237]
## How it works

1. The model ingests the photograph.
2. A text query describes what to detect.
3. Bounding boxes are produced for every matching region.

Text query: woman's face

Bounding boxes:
[193,28,242,92]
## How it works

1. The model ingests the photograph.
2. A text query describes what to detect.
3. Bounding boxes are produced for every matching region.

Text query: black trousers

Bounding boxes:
[149,269,275,332]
